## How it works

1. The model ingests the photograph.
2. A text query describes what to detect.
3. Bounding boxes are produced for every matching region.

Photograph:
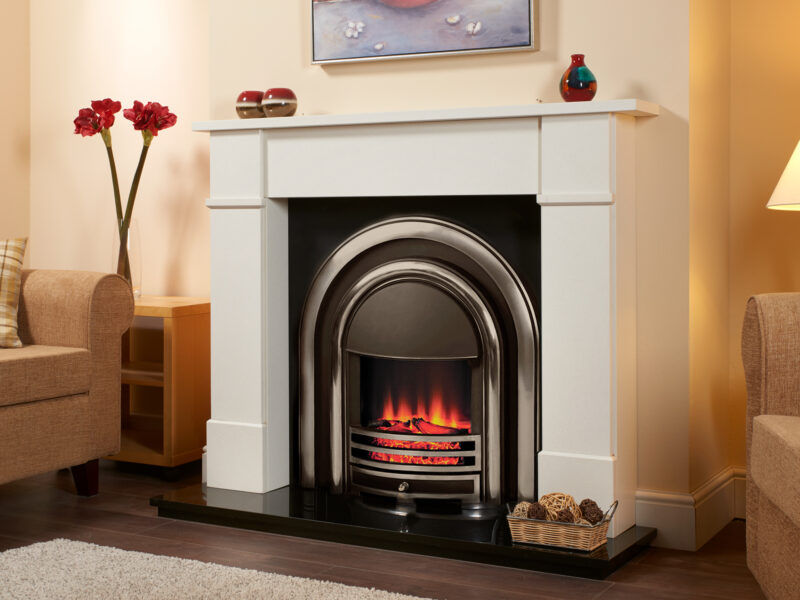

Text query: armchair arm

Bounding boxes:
[17,270,133,349]
[16,270,134,457]
[742,293,800,456]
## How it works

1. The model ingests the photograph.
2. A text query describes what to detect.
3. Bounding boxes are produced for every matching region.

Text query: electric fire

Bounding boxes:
[299,217,539,505]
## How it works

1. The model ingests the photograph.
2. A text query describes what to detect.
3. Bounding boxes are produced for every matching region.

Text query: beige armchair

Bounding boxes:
[742,293,800,600]
[0,270,133,495]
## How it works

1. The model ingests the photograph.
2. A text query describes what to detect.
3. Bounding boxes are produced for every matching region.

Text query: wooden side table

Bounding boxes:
[108,296,210,467]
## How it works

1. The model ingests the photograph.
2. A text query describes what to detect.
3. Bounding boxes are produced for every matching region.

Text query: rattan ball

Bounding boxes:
[579,499,604,525]
[528,502,548,520]
[554,508,575,523]
[539,492,582,522]
[512,501,534,517]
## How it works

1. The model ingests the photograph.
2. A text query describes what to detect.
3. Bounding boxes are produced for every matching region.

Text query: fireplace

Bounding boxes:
[198,100,659,538]
[298,215,539,506]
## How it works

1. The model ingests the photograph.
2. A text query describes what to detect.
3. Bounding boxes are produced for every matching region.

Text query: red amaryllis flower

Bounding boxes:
[91,98,122,128]
[74,96,178,288]
[123,101,178,136]
[73,108,102,136]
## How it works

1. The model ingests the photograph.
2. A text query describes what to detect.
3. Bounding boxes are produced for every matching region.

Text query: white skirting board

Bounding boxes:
[635,466,746,550]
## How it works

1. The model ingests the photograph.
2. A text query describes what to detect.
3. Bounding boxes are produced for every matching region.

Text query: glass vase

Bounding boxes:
[113,218,142,298]
[559,54,597,102]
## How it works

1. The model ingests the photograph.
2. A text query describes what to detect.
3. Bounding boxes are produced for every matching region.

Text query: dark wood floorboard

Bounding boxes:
[0,461,766,600]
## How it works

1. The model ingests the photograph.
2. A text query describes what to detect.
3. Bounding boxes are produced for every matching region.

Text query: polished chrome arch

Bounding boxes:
[299,216,539,499]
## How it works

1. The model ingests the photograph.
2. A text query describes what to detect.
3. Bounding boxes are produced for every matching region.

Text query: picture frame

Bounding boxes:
[312,0,538,64]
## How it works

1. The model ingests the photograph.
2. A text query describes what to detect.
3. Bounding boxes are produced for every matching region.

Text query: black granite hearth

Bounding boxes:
[151,485,655,579]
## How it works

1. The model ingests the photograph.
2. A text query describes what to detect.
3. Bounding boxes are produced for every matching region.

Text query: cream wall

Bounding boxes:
[0,3,30,242]
[688,0,731,491]
[23,0,773,545]
[22,0,800,546]
[209,0,693,495]
[728,0,800,468]
[29,0,210,297]
[24,0,709,501]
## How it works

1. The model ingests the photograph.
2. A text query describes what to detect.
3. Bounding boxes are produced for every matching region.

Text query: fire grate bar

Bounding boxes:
[348,426,482,477]
[350,441,476,457]
[350,425,480,445]
[350,465,481,501]
[350,456,479,474]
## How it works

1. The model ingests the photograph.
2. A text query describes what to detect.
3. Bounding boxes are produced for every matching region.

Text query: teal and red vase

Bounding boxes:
[560,54,597,102]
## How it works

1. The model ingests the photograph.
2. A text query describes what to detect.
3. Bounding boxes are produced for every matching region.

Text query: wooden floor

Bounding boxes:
[0,461,765,600]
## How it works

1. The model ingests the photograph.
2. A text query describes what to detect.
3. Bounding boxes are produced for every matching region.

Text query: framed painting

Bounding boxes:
[312,0,537,64]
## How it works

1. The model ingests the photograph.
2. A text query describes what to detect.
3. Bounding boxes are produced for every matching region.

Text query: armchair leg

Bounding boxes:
[70,459,99,496]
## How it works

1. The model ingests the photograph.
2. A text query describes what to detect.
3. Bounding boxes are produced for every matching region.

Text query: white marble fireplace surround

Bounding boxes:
[196,99,659,538]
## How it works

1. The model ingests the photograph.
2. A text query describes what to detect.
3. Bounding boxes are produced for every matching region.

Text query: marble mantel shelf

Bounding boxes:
[194,98,659,132]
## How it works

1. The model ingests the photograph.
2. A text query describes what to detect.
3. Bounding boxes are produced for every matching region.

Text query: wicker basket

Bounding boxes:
[506,500,618,551]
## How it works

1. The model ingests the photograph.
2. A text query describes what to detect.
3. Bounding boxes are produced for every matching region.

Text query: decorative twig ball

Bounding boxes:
[512,501,533,517]
[528,502,548,520]
[554,508,575,523]
[579,498,604,525]
[539,492,582,522]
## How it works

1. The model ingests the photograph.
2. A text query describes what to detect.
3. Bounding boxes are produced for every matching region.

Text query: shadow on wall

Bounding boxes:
[160,146,210,296]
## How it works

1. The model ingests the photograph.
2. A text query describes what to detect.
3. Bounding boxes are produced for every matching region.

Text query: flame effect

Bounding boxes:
[367,390,469,466]
[362,359,471,467]
[377,388,471,432]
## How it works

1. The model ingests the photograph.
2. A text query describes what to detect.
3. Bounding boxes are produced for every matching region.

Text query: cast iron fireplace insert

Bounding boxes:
[298,210,540,507]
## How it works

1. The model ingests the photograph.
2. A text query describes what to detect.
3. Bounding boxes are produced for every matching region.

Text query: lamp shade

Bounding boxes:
[767,139,800,211]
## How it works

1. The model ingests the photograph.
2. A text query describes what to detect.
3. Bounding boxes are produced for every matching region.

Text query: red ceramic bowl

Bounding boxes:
[261,88,297,118]
[236,90,264,119]
[378,0,438,7]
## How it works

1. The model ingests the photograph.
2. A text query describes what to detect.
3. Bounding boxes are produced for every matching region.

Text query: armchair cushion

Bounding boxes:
[750,414,800,530]
[0,345,91,408]
[0,238,27,348]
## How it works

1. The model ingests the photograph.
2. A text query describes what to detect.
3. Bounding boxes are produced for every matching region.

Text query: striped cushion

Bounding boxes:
[0,238,27,348]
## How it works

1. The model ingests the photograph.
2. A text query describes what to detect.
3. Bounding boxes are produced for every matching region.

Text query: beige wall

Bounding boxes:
[688,0,731,490]
[209,0,693,494]
[728,0,800,468]
[21,0,797,525]
[28,0,210,297]
[23,0,699,495]
[0,2,30,243]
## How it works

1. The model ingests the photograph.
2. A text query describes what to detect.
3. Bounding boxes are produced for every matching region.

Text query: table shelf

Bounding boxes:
[108,296,210,468]
[121,361,165,387]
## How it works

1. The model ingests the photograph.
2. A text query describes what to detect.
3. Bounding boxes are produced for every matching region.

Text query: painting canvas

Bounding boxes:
[312,0,536,64]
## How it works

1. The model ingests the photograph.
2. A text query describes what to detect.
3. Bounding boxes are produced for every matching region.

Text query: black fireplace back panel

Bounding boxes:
[288,196,541,485]
[359,357,473,431]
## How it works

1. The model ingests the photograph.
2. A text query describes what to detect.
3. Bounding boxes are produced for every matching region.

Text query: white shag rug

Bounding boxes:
[0,539,429,600]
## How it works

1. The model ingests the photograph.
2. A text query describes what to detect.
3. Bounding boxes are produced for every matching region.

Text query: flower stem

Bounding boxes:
[116,142,149,281]
[104,144,123,233]
[116,226,132,281]
[121,143,150,234]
